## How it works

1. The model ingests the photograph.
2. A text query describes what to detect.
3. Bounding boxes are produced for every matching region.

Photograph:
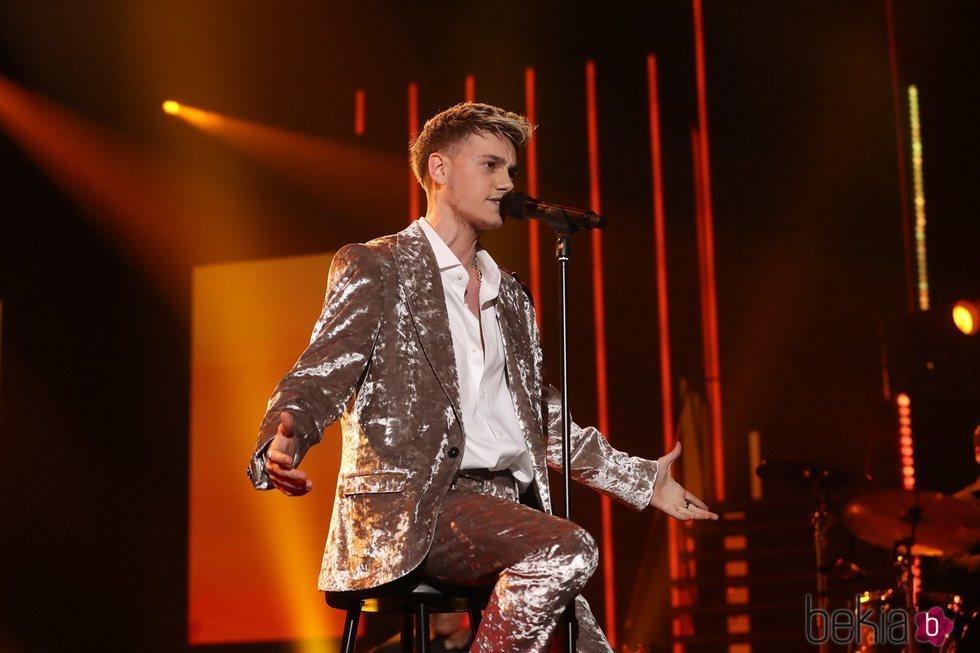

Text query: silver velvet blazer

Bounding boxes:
[248,220,659,591]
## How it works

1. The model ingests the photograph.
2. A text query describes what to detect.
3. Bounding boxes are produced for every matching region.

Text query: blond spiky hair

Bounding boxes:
[409,102,533,190]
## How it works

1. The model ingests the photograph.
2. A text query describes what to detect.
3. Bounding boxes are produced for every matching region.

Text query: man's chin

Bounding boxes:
[482,212,505,231]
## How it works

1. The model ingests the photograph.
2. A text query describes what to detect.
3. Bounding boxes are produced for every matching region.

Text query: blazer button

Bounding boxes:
[447,447,460,458]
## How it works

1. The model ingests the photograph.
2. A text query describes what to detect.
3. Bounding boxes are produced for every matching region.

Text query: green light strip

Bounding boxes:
[908,85,929,311]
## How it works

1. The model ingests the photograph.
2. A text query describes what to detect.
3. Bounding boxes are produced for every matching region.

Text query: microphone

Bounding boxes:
[498,191,606,232]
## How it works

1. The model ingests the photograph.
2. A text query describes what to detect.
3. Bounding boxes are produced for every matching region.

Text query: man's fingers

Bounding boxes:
[266,459,306,483]
[267,449,293,469]
[267,465,311,495]
[675,505,718,521]
[678,491,718,520]
[273,478,309,496]
[689,506,719,520]
[265,439,312,496]
[686,493,710,512]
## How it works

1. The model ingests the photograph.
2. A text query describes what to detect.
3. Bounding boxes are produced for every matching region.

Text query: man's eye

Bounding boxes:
[485,161,496,169]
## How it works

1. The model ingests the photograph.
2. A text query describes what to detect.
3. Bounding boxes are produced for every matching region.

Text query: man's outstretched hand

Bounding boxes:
[265,411,313,496]
[649,442,719,520]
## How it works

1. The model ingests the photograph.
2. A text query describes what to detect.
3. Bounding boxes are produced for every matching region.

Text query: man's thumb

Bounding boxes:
[664,441,682,464]
[279,411,295,437]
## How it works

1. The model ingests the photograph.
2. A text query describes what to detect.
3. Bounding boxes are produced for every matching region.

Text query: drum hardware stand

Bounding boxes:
[812,477,832,653]
[893,503,921,653]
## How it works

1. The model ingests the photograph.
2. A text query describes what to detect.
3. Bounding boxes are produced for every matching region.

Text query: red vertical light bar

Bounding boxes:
[885,0,915,315]
[465,74,476,102]
[679,126,708,650]
[648,55,685,642]
[586,60,617,648]
[896,392,921,600]
[647,55,675,467]
[354,89,365,136]
[897,393,915,489]
[408,82,420,222]
[692,0,725,501]
[690,128,711,454]
[524,67,542,325]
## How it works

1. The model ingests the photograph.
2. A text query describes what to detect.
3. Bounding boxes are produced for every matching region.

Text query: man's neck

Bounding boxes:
[424,206,480,268]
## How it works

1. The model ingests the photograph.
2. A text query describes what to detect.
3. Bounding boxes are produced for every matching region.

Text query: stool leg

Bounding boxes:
[415,604,429,653]
[467,605,482,636]
[341,603,361,653]
[400,609,413,653]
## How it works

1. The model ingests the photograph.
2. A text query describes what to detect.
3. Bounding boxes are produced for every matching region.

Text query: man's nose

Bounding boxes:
[497,173,514,193]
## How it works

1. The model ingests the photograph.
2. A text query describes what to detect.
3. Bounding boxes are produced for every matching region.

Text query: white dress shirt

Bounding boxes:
[418,217,534,490]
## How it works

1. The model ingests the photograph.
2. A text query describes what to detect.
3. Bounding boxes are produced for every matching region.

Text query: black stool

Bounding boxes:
[326,580,491,652]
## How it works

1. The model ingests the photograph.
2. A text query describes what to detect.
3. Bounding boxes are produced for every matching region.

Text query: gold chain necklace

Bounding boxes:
[473,254,482,283]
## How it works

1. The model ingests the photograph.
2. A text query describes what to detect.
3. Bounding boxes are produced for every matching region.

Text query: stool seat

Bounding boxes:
[325,579,492,652]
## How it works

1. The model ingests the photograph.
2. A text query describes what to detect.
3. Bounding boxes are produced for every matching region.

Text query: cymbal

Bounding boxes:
[756,458,874,489]
[843,488,980,557]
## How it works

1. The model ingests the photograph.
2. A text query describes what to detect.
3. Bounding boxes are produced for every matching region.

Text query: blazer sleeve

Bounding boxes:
[541,383,659,511]
[247,243,386,489]
[513,284,658,511]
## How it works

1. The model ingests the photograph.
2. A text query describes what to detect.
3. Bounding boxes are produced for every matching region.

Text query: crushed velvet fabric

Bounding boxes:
[421,483,613,652]
[247,219,658,592]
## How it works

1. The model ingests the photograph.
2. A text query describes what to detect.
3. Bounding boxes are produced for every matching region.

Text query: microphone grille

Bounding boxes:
[498,191,529,219]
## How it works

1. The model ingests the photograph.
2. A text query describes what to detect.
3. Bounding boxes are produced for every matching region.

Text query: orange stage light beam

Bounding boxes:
[161,99,404,221]
[524,67,542,325]
[0,76,200,310]
[585,60,618,648]
[692,0,726,502]
[465,74,476,102]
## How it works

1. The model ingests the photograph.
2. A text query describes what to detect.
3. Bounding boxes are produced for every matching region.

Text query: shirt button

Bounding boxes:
[470,346,477,353]
[447,447,460,458]
[456,273,463,280]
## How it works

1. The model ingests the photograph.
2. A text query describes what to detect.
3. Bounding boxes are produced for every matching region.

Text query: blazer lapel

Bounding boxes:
[495,279,545,453]
[391,221,464,421]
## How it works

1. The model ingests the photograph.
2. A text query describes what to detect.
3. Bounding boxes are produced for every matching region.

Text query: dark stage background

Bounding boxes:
[1,1,977,650]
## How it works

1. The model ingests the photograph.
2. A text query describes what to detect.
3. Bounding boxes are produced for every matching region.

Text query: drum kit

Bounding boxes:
[757,459,980,652]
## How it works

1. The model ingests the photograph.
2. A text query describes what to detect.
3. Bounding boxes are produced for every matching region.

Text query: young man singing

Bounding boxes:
[248,102,717,652]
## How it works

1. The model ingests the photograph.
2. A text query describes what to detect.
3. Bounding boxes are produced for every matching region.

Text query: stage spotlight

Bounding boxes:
[162,100,180,115]
[953,300,978,335]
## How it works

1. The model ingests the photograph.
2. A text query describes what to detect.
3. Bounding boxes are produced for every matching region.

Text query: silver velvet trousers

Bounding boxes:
[419,475,615,653]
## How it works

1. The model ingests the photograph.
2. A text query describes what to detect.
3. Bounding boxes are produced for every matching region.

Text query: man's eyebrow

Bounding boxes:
[479,154,519,176]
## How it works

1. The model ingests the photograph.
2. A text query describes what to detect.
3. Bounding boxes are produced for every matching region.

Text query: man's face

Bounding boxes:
[439,131,517,232]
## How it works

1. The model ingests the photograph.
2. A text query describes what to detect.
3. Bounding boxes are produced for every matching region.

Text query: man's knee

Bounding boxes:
[552,525,598,587]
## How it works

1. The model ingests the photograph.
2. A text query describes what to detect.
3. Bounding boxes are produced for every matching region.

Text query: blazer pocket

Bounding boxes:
[340,469,410,497]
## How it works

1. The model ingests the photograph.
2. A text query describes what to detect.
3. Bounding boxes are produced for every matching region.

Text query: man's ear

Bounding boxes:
[428,151,449,187]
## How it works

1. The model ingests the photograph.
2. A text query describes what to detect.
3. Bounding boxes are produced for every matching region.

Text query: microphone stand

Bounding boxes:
[556,229,578,653]
[506,193,605,653]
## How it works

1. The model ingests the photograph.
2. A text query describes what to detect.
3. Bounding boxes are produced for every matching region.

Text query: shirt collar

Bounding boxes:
[418,217,501,301]
[419,217,463,271]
